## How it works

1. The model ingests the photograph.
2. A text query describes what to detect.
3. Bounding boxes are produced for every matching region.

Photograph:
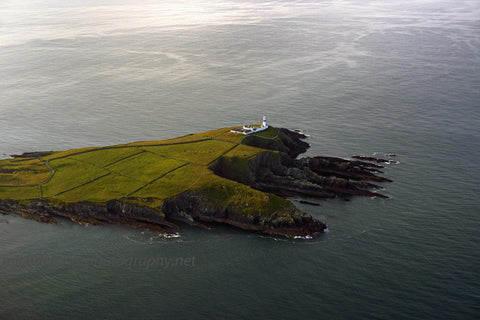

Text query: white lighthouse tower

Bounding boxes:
[262,115,267,128]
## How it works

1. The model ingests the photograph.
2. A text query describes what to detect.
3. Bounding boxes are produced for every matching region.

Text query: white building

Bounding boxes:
[230,116,269,135]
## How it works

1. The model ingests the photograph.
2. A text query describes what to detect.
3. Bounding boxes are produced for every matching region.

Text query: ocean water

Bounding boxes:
[1,0,479,319]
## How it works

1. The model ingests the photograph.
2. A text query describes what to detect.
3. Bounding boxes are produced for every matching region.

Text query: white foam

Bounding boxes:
[163,233,181,239]
[386,160,400,165]
[293,235,313,240]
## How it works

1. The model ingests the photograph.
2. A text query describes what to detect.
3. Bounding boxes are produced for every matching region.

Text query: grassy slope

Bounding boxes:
[0,158,50,186]
[250,126,279,139]
[0,186,41,200]
[0,126,292,218]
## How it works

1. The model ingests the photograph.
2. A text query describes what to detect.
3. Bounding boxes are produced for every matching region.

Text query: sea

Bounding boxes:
[1,0,479,319]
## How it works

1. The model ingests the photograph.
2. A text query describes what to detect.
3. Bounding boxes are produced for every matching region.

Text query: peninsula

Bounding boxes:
[0,124,392,238]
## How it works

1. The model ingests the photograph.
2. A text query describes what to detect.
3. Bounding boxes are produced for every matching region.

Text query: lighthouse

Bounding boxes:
[262,115,267,128]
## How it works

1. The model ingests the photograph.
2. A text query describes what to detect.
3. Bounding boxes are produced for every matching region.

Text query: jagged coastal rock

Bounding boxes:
[0,125,393,238]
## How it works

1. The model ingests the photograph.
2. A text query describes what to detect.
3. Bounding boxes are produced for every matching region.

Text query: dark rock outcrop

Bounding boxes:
[213,129,393,200]
[11,151,55,158]
[162,191,327,237]
[242,128,310,158]
[0,199,178,235]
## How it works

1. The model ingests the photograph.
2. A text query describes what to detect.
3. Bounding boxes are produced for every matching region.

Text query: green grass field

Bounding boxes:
[42,146,100,161]
[56,173,145,203]
[0,127,288,214]
[106,151,186,183]
[0,158,50,186]
[132,163,208,200]
[195,174,290,218]
[0,186,41,200]
[142,139,236,165]
[71,147,142,168]
[250,126,279,139]
[191,126,239,139]
[223,144,264,158]
[211,131,245,144]
[42,158,109,198]
[118,134,207,147]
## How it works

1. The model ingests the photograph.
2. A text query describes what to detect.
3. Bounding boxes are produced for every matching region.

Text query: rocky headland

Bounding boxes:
[0,127,393,238]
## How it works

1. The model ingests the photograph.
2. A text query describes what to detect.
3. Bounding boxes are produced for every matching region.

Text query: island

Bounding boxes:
[0,124,392,238]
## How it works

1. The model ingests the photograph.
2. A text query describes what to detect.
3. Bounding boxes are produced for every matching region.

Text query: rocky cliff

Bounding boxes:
[212,128,391,200]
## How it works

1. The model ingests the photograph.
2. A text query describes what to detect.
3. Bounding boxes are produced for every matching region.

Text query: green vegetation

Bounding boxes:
[242,129,289,154]
[212,155,251,184]
[0,158,50,186]
[107,151,185,182]
[132,164,207,200]
[0,186,41,200]
[71,147,141,168]
[143,140,236,165]
[118,134,206,147]
[190,126,240,139]
[223,144,264,157]
[212,131,245,144]
[200,177,287,217]
[42,158,109,198]
[0,126,294,220]
[250,126,279,139]
[56,173,145,203]
[42,147,100,161]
